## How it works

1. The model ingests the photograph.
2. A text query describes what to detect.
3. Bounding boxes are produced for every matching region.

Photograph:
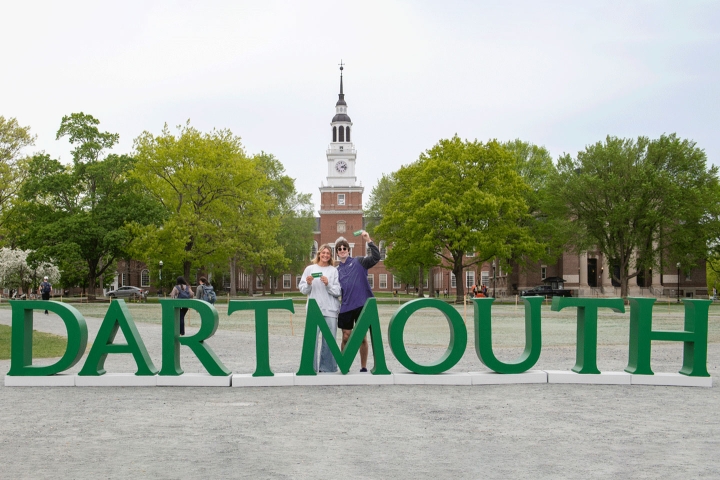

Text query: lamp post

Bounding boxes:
[676,262,681,303]
[158,261,164,296]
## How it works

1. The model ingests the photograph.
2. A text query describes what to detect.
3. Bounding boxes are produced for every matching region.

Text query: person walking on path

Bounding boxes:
[298,243,341,373]
[38,276,52,315]
[335,231,381,372]
[170,276,194,335]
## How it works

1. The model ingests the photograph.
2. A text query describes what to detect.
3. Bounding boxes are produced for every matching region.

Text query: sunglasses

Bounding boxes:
[337,246,349,251]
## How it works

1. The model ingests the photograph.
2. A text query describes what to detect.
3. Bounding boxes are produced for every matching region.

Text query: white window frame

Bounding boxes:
[541,266,547,280]
[466,271,475,288]
[337,194,346,206]
[379,274,387,289]
[283,274,291,289]
[367,274,374,289]
[121,273,127,287]
[141,269,150,287]
[296,275,302,288]
[451,273,457,288]
[481,272,490,286]
[256,274,264,290]
[393,275,402,289]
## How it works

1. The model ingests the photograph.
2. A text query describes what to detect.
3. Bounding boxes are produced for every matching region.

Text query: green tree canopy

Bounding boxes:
[375,135,543,303]
[13,113,164,299]
[548,134,720,297]
[131,122,273,287]
[0,116,35,236]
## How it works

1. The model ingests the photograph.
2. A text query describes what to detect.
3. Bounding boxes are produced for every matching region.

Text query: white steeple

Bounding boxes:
[325,61,357,187]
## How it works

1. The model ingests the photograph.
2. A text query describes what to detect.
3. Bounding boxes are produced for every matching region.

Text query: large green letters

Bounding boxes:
[475,297,543,374]
[551,297,625,374]
[626,298,710,377]
[159,299,230,376]
[228,299,294,377]
[78,300,157,376]
[388,298,467,374]
[297,298,390,375]
[8,301,88,376]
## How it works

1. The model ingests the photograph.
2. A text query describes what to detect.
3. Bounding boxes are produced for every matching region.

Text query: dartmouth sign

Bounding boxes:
[5,297,713,387]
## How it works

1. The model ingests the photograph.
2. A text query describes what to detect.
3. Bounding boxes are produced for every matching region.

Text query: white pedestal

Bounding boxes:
[631,373,713,387]
[157,373,231,387]
[294,372,394,386]
[545,370,631,385]
[231,373,295,387]
[75,373,157,387]
[4,374,76,387]
[469,370,547,385]
[393,372,472,385]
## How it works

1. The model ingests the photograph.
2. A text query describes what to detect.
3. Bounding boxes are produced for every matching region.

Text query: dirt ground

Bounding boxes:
[0,302,718,479]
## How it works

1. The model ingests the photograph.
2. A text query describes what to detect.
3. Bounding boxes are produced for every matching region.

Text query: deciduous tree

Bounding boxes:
[548,134,720,297]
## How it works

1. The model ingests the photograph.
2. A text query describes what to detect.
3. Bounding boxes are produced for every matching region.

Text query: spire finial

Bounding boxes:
[338,60,344,95]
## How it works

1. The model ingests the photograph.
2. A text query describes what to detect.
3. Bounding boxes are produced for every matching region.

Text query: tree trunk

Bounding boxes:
[417,265,424,297]
[429,268,436,297]
[183,260,191,281]
[453,263,465,304]
[229,257,237,296]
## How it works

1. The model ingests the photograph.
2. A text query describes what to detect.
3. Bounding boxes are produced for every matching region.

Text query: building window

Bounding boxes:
[466,271,475,288]
[141,270,150,287]
[346,127,350,142]
[451,273,457,288]
[338,194,345,206]
[367,274,374,288]
[333,126,337,142]
[296,275,302,288]
[121,273,127,287]
[379,241,386,261]
[283,274,291,289]
[466,251,475,257]
[256,274,264,290]
[481,272,489,286]
[337,220,346,233]
[393,275,402,289]
[339,146,344,152]
[541,266,547,280]
[311,241,318,259]
[379,274,387,289]
[339,126,345,142]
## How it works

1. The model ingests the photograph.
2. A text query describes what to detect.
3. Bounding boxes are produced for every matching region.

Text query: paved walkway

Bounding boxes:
[0,307,718,479]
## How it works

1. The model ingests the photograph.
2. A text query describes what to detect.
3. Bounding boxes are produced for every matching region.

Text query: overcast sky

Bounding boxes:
[3,1,719,211]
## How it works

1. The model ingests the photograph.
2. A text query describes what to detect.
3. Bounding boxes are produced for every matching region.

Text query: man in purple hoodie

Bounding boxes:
[335,231,381,372]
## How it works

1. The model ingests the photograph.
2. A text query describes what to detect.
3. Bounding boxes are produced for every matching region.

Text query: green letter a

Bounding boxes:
[78,300,157,376]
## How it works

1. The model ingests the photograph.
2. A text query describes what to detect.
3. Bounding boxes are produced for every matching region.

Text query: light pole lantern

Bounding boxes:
[159,260,164,296]
[676,262,681,303]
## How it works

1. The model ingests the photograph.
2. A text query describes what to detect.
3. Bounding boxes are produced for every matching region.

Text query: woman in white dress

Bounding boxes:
[298,243,341,372]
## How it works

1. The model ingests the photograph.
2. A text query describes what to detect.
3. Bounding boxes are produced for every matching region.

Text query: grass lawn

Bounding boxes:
[0,324,68,360]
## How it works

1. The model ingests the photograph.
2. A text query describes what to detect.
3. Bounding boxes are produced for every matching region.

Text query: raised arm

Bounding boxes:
[357,231,381,270]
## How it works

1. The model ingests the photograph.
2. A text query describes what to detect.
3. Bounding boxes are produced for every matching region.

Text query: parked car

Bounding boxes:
[520,285,572,298]
[105,286,147,298]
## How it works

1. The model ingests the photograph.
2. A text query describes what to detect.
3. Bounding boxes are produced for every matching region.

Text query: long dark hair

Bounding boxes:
[176,276,187,286]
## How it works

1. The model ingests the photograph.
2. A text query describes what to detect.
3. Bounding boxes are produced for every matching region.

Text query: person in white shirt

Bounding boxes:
[298,243,341,372]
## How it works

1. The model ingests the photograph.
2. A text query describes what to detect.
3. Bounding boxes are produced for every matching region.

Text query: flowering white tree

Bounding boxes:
[0,248,60,296]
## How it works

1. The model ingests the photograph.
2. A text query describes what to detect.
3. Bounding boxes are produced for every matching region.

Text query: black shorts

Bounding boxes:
[338,306,364,331]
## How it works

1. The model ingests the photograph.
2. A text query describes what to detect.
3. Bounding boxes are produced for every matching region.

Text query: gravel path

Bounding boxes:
[0,304,718,479]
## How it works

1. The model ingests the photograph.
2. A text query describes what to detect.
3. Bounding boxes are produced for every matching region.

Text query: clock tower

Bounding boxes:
[318,63,365,254]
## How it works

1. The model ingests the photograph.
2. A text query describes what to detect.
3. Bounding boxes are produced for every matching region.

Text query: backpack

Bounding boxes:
[200,284,216,304]
[41,282,51,294]
[177,285,191,299]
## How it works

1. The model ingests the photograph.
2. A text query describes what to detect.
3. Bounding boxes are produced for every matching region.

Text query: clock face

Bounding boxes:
[335,160,348,173]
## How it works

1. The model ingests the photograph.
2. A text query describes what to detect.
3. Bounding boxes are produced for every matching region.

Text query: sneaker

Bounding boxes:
[360,368,368,373]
